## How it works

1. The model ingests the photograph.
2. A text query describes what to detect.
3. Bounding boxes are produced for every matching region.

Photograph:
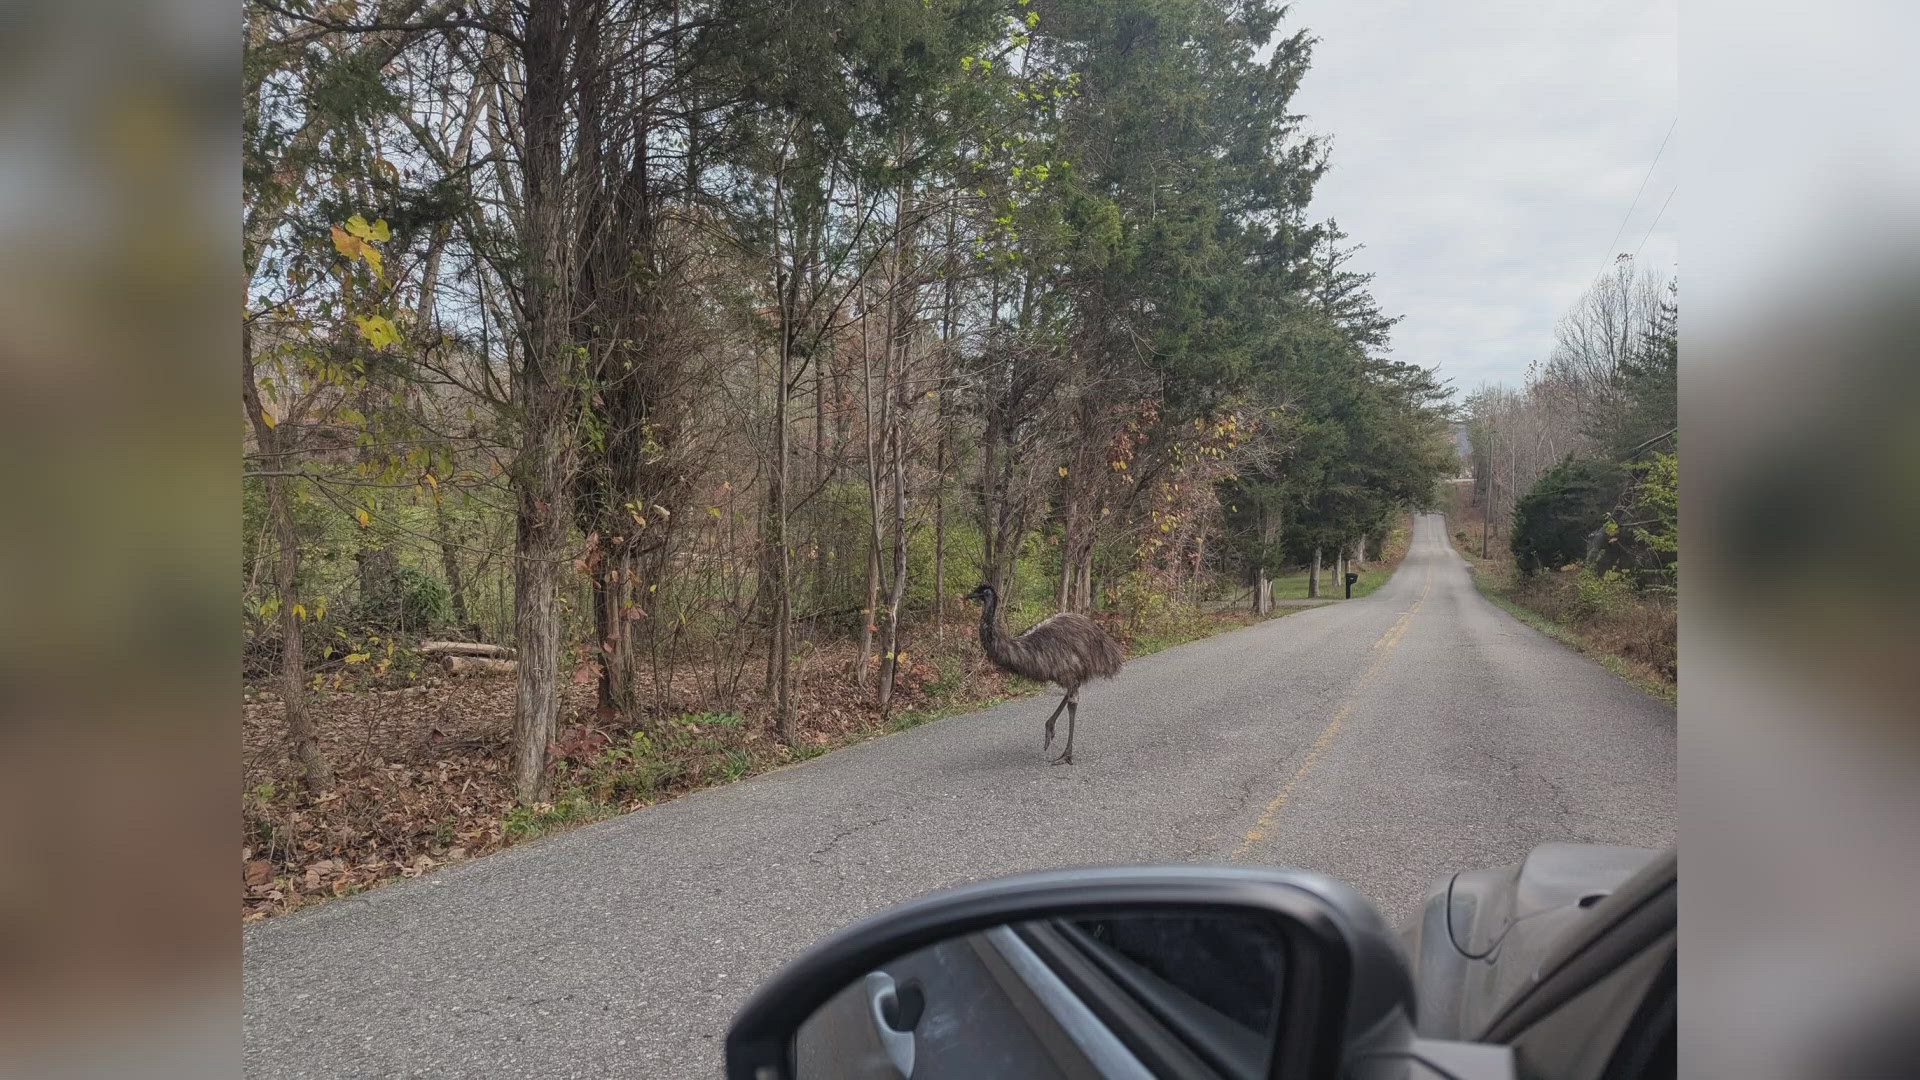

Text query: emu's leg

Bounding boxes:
[1041,693,1071,750]
[1051,690,1079,765]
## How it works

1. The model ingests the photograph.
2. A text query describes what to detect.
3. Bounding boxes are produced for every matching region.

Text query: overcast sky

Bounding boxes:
[1284,0,1677,394]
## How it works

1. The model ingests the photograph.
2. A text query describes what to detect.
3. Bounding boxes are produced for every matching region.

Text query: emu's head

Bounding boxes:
[964,583,995,605]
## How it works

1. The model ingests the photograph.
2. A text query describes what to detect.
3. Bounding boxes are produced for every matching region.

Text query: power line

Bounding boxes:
[1632,185,1677,261]
[1598,118,1676,274]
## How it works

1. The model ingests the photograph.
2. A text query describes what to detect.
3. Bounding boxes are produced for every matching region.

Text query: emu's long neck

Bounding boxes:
[978,593,1012,667]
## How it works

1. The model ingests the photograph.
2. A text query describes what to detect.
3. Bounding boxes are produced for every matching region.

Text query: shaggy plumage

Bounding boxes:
[967,584,1125,764]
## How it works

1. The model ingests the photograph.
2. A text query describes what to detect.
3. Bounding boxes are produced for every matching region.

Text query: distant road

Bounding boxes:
[244,512,1675,1077]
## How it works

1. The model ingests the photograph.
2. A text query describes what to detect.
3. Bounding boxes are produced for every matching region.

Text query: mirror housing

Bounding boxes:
[725,865,1420,1080]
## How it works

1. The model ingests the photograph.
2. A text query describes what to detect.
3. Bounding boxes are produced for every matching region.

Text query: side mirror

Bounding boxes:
[725,865,1423,1080]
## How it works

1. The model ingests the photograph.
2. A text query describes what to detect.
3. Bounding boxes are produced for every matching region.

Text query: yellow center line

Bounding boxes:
[1233,572,1432,859]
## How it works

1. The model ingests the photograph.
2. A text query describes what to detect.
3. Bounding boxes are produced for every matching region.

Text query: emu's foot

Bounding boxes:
[1049,750,1073,766]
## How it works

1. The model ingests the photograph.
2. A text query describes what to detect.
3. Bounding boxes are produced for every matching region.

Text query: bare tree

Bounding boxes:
[506,0,587,803]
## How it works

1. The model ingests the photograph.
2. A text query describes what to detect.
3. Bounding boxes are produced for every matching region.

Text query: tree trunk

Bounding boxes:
[770,355,793,744]
[592,552,636,714]
[420,641,516,657]
[934,206,956,639]
[271,483,331,787]
[877,424,909,712]
[933,430,946,639]
[765,166,801,745]
[242,324,332,789]
[1075,546,1094,612]
[444,655,519,677]
[511,460,569,804]
[1057,506,1075,612]
[510,0,580,805]
[814,349,828,608]
[432,498,474,633]
[856,533,880,689]
[1308,547,1321,598]
[875,137,913,712]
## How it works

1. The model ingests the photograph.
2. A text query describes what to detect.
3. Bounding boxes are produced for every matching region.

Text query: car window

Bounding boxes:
[1067,912,1285,1036]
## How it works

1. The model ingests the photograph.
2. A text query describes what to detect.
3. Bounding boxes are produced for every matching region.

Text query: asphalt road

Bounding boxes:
[242,513,1676,1077]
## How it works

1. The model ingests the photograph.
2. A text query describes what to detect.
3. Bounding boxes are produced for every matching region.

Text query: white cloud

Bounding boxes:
[1286,0,1678,393]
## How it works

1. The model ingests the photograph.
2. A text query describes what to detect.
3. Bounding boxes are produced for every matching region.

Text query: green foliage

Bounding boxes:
[1572,567,1634,620]
[1599,451,1678,592]
[1629,452,1678,557]
[1511,456,1627,575]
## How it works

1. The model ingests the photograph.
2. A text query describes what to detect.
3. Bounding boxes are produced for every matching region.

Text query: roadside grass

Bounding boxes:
[1445,490,1676,704]
[1204,515,1415,611]
[1267,518,1413,602]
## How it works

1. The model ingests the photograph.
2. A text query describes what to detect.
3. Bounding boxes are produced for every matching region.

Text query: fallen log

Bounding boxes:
[441,655,518,677]
[419,641,516,659]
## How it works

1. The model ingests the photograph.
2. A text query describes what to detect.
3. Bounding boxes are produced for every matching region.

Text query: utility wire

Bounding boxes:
[1598,118,1676,274]
[1632,185,1677,261]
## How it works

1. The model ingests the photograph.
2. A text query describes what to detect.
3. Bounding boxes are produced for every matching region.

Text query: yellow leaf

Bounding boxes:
[708,506,722,518]
[344,215,392,243]
[343,652,371,664]
[291,603,307,621]
[355,315,399,350]
[331,225,362,259]
[355,508,370,528]
[896,652,909,664]
[1058,466,1068,477]
[261,409,277,428]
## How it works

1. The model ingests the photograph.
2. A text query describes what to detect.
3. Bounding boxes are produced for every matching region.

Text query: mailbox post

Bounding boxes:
[1344,571,1358,599]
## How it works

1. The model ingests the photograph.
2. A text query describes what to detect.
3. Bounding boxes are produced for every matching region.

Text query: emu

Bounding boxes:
[965,584,1125,765]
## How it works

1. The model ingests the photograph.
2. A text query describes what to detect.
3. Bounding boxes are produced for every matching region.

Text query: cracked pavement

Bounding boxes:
[243,513,1675,1077]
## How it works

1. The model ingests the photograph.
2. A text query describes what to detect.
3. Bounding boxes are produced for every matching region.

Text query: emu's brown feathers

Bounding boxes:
[980,609,1125,690]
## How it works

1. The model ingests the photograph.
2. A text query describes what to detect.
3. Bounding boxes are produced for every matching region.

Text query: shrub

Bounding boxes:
[1511,456,1625,575]
[1572,567,1634,621]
